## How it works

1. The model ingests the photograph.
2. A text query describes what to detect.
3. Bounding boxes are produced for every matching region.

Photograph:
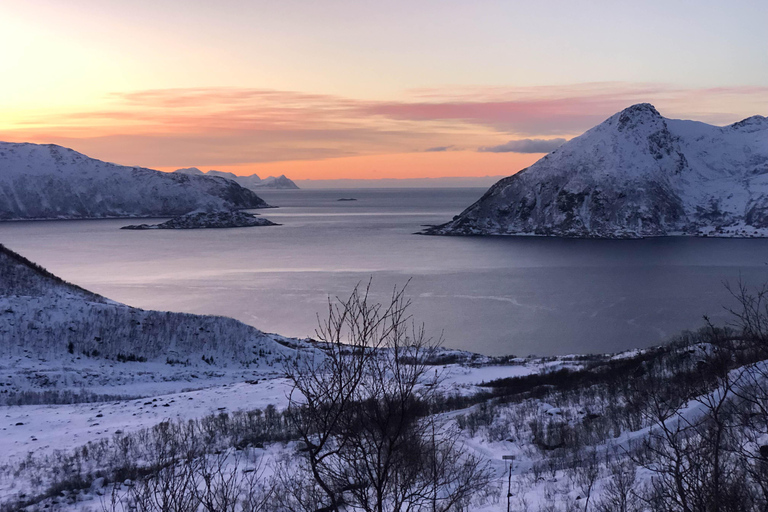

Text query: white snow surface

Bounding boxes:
[428,104,768,238]
[0,142,270,220]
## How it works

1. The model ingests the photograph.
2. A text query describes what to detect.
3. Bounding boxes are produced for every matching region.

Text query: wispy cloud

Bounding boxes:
[4,83,767,170]
[479,138,566,153]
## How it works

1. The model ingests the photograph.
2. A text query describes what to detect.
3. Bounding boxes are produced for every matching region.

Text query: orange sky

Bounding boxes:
[1,1,766,179]
[157,151,543,181]
[2,83,766,179]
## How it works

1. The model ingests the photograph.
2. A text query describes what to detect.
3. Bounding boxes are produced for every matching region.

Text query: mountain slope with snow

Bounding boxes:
[0,142,270,220]
[0,243,297,365]
[175,167,300,189]
[425,104,768,238]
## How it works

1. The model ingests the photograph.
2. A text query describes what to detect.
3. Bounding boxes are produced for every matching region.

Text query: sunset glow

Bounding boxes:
[2,0,766,179]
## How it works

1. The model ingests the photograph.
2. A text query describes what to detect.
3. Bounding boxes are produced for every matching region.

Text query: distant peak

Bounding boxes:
[615,103,664,132]
[174,167,204,175]
[619,103,662,120]
[0,141,78,155]
[728,115,768,132]
[622,103,659,114]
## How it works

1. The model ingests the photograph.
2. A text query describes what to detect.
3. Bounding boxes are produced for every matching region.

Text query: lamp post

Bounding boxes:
[502,455,515,512]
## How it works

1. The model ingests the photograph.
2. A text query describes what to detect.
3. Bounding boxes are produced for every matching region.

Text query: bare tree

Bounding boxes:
[725,279,768,349]
[574,448,599,512]
[631,322,754,512]
[193,452,243,512]
[284,281,491,512]
[594,454,639,512]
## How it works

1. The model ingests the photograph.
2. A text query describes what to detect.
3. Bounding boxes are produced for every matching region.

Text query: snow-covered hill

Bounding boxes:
[0,243,297,365]
[0,142,270,220]
[175,167,300,189]
[425,104,768,238]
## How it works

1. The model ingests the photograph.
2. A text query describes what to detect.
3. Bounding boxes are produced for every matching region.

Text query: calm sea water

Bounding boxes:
[3,188,768,356]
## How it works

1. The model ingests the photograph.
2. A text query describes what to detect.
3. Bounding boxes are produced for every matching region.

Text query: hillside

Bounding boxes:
[0,243,295,365]
[425,104,768,238]
[0,142,270,220]
[175,167,300,189]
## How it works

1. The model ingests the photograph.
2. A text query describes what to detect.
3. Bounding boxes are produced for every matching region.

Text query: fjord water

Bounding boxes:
[3,187,768,356]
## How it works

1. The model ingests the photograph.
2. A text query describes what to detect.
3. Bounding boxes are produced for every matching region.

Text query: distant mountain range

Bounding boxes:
[0,142,269,220]
[174,167,299,189]
[425,104,768,238]
[295,176,507,189]
[0,243,297,365]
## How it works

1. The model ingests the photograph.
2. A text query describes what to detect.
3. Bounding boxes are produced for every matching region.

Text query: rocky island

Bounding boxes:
[121,209,279,230]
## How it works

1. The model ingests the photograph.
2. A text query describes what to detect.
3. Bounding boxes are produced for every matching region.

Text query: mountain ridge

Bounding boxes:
[0,142,270,220]
[424,104,768,238]
[174,167,300,189]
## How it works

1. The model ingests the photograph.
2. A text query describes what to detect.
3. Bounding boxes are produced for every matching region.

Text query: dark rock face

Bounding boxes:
[122,210,279,230]
[425,104,768,238]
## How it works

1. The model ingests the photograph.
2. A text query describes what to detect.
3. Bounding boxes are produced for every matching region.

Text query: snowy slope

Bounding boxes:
[175,167,300,189]
[425,104,768,238]
[0,142,271,220]
[0,243,298,365]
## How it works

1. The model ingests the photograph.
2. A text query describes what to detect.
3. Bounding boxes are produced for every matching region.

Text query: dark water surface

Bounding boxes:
[3,188,768,356]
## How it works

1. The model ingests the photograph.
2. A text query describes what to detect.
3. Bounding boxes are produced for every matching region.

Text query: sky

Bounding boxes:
[1,0,767,180]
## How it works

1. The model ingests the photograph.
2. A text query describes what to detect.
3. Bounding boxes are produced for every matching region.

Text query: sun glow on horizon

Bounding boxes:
[1,0,766,180]
[153,151,543,181]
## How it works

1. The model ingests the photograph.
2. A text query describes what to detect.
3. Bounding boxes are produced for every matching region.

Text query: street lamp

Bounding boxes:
[502,455,515,512]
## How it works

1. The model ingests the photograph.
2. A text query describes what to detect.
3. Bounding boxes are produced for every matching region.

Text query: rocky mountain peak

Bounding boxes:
[729,115,768,133]
[175,167,205,175]
[615,103,665,133]
[424,104,768,239]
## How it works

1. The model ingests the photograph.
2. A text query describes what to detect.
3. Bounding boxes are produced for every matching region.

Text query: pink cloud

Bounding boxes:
[363,83,768,134]
[5,83,766,169]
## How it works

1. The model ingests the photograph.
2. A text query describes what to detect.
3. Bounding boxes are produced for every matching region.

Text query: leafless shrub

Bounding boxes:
[284,281,493,512]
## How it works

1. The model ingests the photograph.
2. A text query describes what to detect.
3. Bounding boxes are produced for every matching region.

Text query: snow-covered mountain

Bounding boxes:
[175,167,300,189]
[0,142,270,220]
[425,104,768,238]
[0,243,297,365]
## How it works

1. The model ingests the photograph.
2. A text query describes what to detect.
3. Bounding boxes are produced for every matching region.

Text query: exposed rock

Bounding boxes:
[121,210,279,230]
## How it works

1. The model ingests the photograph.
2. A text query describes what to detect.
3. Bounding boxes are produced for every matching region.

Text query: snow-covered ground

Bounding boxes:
[0,357,564,466]
[0,353,591,510]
